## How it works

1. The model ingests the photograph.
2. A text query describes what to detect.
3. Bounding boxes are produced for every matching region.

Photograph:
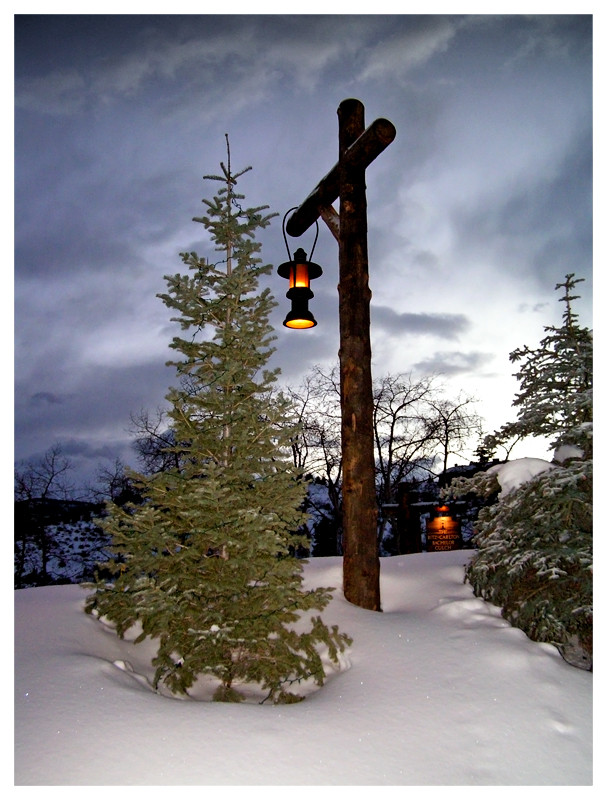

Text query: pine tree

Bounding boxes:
[85,139,351,703]
[447,275,592,668]
[495,273,592,458]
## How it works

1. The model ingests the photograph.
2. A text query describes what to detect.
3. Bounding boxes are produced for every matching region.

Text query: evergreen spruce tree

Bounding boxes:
[86,140,351,703]
[494,273,592,458]
[447,275,592,668]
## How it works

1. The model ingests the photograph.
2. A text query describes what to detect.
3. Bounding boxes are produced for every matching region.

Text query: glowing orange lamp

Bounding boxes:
[278,244,323,329]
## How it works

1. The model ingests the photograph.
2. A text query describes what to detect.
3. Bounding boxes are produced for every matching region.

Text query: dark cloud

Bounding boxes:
[30,391,67,406]
[412,351,495,377]
[517,303,550,314]
[15,360,172,466]
[57,438,136,472]
[372,306,470,339]
[15,436,139,495]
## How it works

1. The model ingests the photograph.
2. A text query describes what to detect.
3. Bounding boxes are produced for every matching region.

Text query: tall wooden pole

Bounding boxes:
[337,99,381,610]
[284,99,395,611]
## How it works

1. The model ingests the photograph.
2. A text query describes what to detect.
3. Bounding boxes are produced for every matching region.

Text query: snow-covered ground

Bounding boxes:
[15,549,592,786]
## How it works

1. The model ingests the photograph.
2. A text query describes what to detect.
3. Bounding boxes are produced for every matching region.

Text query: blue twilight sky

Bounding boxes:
[14,10,594,491]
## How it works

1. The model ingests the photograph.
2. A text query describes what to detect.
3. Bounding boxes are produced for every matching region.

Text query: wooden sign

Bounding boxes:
[425,509,462,552]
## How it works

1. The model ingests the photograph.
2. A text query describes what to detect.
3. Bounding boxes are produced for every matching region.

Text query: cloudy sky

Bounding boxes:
[14,11,593,491]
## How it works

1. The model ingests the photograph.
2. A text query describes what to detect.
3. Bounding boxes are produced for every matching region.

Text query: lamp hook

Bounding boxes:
[282,208,319,263]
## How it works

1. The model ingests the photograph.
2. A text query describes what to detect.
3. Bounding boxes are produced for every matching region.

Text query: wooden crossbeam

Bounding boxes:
[285,117,396,238]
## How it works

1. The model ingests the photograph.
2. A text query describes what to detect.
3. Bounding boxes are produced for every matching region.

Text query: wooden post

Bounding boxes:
[337,99,380,610]
[283,99,395,611]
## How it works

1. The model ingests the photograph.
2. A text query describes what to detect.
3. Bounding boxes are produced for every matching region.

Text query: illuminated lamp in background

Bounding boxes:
[277,211,323,329]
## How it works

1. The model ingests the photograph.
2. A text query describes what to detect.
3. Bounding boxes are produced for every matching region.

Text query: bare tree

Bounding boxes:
[15,444,74,502]
[287,367,484,553]
[475,431,524,463]
[92,457,142,506]
[14,445,75,586]
[372,373,441,540]
[425,393,483,474]
[287,366,343,552]
[129,407,185,474]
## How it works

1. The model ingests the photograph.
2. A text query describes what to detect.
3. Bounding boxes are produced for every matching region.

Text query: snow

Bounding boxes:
[553,444,585,463]
[14,550,593,786]
[485,457,555,496]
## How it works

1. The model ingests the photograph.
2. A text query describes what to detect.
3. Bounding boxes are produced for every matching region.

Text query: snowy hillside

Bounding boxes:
[15,550,592,786]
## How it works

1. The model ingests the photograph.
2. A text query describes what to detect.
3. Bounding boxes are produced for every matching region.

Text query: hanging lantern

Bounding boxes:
[277,212,323,329]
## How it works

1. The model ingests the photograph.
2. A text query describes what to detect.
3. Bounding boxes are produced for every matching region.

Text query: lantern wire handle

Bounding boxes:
[282,208,319,262]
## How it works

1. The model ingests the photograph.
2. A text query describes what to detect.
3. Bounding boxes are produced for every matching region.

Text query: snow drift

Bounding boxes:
[14,551,592,785]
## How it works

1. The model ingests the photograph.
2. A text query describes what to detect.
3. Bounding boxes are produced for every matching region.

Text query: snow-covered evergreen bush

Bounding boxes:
[447,275,592,669]
[450,458,592,668]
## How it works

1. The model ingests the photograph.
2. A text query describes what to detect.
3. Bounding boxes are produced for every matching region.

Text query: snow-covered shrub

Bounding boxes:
[450,458,592,668]
[447,275,592,669]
